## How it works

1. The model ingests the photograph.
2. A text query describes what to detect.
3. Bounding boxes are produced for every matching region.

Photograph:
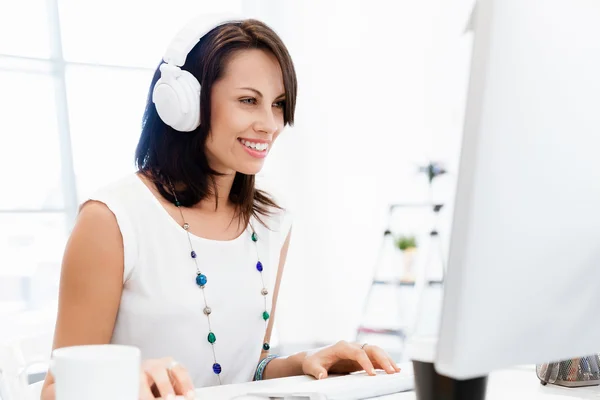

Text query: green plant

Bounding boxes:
[395,235,417,251]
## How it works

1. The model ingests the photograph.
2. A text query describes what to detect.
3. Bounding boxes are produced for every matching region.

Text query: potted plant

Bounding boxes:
[395,235,418,283]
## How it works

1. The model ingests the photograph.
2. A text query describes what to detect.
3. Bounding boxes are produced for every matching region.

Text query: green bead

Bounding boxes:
[175,201,181,207]
[263,311,270,321]
[208,332,216,344]
[263,342,270,351]
[251,232,258,242]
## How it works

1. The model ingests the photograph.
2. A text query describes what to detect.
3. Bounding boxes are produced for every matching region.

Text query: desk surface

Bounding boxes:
[27,365,600,399]
[482,365,600,400]
[377,365,600,400]
[194,365,600,400]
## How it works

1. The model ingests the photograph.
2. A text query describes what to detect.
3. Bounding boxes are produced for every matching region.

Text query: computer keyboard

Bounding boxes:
[243,364,414,400]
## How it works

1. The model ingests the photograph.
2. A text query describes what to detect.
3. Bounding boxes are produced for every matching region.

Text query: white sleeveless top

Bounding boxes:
[86,174,292,388]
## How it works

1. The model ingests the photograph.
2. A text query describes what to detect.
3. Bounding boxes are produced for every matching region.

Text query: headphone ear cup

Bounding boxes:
[177,70,201,131]
[152,65,201,132]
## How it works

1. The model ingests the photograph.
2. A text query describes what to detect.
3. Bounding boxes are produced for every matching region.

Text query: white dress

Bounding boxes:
[86,174,292,387]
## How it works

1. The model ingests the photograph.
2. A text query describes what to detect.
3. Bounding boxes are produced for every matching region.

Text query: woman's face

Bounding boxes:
[205,49,286,175]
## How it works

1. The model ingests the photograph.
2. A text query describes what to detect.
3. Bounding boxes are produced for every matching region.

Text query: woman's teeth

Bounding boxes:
[240,139,268,151]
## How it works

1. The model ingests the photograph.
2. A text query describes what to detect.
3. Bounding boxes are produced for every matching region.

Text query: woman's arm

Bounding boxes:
[256,229,308,379]
[41,201,195,400]
[40,201,126,399]
[41,201,196,400]
[259,229,401,380]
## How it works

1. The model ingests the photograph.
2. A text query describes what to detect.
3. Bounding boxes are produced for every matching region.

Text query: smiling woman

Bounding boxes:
[41,17,399,400]
[206,49,287,173]
[135,19,298,227]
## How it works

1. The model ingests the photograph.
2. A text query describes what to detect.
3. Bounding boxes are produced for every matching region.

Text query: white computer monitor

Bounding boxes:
[434,0,600,380]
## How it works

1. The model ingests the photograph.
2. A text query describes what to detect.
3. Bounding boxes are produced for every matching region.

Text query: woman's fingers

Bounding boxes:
[169,363,196,399]
[302,341,401,380]
[388,355,401,373]
[362,344,401,374]
[302,356,330,380]
[336,341,376,376]
[139,372,155,400]
[138,358,196,399]
[365,345,396,374]
[146,364,176,399]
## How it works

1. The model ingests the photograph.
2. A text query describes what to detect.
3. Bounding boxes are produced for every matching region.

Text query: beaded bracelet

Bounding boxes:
[254,354,279,381]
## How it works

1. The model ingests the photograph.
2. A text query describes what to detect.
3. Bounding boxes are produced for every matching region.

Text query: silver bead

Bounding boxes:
[261,288,269,296]
[183,223,190,230]
[203,307,212,315]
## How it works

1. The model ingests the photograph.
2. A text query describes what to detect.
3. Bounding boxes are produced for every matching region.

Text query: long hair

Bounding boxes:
[135,19,297,228]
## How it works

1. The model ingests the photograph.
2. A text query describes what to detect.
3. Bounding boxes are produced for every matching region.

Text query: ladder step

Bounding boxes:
[373,280,415,287]
[357,326,407,338]
[372,279,443,287]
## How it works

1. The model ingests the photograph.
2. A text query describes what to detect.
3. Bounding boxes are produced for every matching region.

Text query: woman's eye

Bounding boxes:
[240,98,257,105]
[273,101,285,109]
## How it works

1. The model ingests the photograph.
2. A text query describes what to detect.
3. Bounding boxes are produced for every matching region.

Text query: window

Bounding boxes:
[58,0,243,68]
[0,71,63,210]
[0,0,51,58]
[1,0,246,314]
[0,213,66,310]
[65,65,152,198]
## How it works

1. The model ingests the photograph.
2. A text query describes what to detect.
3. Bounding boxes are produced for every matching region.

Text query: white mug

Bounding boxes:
[50,344,141,400]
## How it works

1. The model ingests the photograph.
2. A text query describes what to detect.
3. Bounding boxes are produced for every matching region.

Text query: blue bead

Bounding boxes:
[196,274,207,286]
[213,363,222,375]
[191,251,197,258]
[256,261,263,272]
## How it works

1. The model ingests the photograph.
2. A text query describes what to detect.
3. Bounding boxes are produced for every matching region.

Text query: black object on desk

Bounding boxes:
[413,360,488,400]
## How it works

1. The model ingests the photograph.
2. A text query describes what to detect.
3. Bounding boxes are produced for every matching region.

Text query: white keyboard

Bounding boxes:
[242,365,414,400]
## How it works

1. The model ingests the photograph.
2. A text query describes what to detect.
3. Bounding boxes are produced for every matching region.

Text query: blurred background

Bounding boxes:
[0,0,474,379]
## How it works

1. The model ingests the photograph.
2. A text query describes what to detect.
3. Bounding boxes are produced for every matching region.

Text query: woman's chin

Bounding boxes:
[236,161,265,176]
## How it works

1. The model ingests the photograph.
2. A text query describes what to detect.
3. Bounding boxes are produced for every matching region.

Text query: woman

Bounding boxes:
[41,18,400,400]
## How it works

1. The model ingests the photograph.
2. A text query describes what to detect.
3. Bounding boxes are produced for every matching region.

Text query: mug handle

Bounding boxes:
[18,358,54,387]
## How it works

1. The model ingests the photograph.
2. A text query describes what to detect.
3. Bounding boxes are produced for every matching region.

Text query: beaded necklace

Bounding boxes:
[170,183,271,384]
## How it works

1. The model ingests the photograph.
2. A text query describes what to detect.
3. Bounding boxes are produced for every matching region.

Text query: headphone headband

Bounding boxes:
[153,13,240,132]
[162,13,239,67]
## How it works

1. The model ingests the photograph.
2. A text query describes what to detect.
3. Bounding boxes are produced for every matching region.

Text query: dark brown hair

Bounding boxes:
[135,19,297,228]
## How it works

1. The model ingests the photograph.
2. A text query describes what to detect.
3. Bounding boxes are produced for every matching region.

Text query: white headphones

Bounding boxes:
[152,14,237,132]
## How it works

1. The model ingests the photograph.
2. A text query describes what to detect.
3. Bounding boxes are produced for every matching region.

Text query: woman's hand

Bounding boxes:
[139,358,196,400]
[301,341,401,380]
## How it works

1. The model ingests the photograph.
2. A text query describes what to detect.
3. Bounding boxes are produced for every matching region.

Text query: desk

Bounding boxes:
[194,365,600,400]
[27,365,600,399]
[481,365,600,400]
[376,365,600,400]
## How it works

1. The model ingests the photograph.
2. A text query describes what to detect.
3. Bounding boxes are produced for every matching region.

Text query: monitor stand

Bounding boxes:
[413,360,488,400]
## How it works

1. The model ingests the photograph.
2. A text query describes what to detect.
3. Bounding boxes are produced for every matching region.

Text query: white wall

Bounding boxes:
[0,0,475,350]
[246,0,476,345]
